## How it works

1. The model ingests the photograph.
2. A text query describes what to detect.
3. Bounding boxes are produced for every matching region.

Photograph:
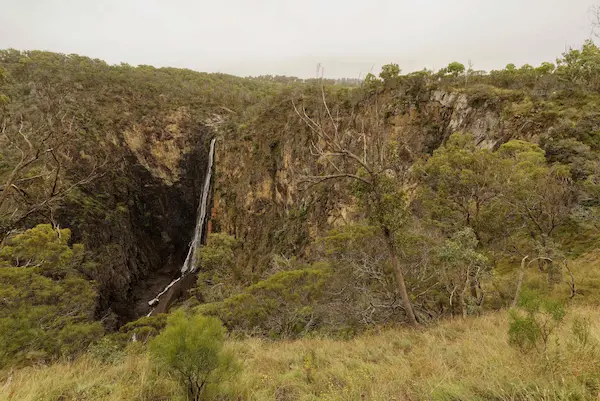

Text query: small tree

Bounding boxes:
[508,290,566,353]
[149,311,239,401]
[379,63,401,88]
[446,61,466,77]
[195,233,239,302]
[437,228,488,317]
[0,224,101,366]
[293,86,420,326]
[416,133,510,245]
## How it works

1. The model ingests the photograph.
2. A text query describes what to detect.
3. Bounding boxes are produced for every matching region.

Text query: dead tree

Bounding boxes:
[0,106,105,240]
[292,83,419,326]
[511,256,554,308]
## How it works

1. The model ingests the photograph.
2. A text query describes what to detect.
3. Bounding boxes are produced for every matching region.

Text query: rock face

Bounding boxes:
[209,88,542,276]
[57,120,213,325]
[430,90,503,148]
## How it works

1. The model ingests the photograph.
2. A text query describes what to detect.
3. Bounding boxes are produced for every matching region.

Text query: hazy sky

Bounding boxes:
[0,0,595,78]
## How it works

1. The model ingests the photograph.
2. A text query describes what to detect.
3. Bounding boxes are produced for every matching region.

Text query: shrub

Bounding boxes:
[195,233,240,303]
[197,264,332,338]
[0,225,102,367]
[571,315,594,348]
[508,290,566,353]
[119,314,168,343]
[87,336,125,364]
[149,310,239,401]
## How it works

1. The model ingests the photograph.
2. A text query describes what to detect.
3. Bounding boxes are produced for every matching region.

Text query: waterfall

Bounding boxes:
[181,137,217,275]
[147,137,217,311]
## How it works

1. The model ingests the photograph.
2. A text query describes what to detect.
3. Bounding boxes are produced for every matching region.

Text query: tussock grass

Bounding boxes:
[0,345,181,401]
[3,306,600,401]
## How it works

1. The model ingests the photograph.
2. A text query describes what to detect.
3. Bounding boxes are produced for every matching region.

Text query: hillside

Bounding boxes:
[3,303,600,400]
[1,41,600,400]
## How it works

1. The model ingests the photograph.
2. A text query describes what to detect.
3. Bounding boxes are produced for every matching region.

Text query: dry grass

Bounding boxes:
[3,306,600,401]
[571,250,600,305]
[0,345,180,401]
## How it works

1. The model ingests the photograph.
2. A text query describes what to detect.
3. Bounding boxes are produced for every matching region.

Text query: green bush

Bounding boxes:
[87,336,125,364]
[195,233,240,303]
[0,224,102,367]
[508,290,566,353]
[198,264,332,338]
[119,314,168,343]
[149,310,239,401]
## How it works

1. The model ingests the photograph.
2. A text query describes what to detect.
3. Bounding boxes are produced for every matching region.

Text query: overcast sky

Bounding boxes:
[0,0,595,78]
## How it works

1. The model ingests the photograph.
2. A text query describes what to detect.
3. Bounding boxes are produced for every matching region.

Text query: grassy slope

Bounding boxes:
[2,251,599,401]
[2,303,600,401]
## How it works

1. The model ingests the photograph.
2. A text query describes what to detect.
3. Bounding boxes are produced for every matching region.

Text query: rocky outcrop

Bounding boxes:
[429,90,503,148]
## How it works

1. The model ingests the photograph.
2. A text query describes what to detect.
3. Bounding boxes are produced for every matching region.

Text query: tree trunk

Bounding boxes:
[469,279,478,299]
[461,285,469,318]
[511,255,529,308]
[457,291,467,318]
[381,227,419,326]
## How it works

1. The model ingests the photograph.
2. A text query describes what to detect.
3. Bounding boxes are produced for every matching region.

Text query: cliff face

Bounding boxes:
[0,50,275,325]
[55,117,213,324]
[211,87,552,275]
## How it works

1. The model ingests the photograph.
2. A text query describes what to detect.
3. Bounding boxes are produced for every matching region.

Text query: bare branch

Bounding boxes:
[511,255,529,308]
[563,259,577,299]
[299,173,372,189]
[320,79,339,141]
[17,119,33,152]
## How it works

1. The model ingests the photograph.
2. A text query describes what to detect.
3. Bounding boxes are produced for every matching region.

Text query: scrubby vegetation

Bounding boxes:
[3,305,600,400]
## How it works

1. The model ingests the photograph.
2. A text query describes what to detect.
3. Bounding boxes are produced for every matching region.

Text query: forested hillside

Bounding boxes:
[2,41,600,400]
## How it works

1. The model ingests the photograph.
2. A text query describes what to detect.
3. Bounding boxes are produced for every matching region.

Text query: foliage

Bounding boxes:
[443,61,466,78]
[498,140,577,243]
[0,224,102,367]
[417,133,578,254]
[508,290,566,353]
[415,133,510,244]
[149,310,239,401]
[198,264,332,338]
[379,63,401,81]
[195,233,239,303]
[437,228,488,317]
[556,40,600,92]
[119,314,168,343]
[0,224,83,277]
[379,63,401,88]
[87,336,125,364]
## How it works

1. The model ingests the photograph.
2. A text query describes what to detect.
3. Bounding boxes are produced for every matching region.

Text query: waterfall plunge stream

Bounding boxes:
[146,137,217,315]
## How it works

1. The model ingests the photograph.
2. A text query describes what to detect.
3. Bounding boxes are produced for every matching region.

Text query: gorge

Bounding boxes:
[146,137,217,316]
